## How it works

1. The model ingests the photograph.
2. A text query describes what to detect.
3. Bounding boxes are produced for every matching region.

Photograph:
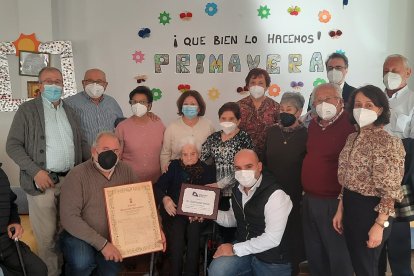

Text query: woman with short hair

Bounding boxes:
[201,102,254,242]
[263,92,307,275]
[115,86,165,183]
[155,136,215,276]
[160,90,215,172]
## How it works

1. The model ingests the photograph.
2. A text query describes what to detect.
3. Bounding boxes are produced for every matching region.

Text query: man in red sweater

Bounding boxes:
[301,83,355,276]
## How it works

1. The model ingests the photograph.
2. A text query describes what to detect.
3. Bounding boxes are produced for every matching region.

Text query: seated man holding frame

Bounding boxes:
[208,149,292,276]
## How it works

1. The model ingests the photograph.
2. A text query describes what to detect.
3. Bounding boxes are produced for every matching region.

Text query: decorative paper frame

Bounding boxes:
[19,51,50,77]
[0,40,76,112]
[27,81,41,98]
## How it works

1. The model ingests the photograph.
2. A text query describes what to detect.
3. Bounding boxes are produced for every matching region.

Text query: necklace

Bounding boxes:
[280,128,297,144]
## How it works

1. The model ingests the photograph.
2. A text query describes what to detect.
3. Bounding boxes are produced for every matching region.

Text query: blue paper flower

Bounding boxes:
[205,3,218,16]
[336,49,346,56]
[138,28,151,38]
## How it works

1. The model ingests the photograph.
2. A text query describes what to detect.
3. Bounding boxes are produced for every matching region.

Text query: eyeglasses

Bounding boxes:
[83,79,108,86]
[314,96,340,105]
[327,66,346,71]
[129,100,149,105]
[41,79,63,86]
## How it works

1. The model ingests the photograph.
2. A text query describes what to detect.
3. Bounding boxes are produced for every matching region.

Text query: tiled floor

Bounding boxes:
[119,252,414,276]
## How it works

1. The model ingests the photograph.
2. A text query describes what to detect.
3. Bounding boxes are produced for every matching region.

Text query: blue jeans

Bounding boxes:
[60,231,121,276]
[208,254,291,276]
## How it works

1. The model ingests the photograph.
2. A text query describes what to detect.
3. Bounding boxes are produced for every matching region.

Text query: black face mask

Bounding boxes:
[97,150,118,170]
[279,112,297,127]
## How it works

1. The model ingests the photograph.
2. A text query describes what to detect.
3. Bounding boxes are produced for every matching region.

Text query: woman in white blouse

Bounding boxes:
[160,90,215,172]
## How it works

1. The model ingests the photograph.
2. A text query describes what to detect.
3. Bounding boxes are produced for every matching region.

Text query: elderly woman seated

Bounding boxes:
[155,136,216,276]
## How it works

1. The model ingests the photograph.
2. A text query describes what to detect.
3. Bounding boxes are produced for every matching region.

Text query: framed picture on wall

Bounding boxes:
[27,81,41,98]
[19,51,50,77]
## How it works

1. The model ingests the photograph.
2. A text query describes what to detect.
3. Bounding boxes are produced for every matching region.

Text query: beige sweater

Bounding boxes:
[60,159,139,250]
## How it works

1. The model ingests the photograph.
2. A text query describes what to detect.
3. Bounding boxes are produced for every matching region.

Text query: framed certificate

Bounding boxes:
[104,182,163,258]
[177,184,220,220]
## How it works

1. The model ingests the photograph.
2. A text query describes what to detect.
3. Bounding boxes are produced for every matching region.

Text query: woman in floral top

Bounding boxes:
[333,85,404,276]
[200,102,254,242]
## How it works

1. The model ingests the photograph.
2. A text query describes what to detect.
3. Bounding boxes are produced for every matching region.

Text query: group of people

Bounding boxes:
[0,52,412,276]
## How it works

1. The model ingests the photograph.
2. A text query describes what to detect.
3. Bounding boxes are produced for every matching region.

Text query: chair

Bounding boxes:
[11,186,38,253]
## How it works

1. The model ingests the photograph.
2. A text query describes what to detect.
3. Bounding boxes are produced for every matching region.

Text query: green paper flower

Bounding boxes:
[313,78,327,87]
[151,88,163,101]
[257,5,270,19]
[158,11,171,25]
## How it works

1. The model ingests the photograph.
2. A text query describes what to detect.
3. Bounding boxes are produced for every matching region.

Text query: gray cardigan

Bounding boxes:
[6,97,90,195]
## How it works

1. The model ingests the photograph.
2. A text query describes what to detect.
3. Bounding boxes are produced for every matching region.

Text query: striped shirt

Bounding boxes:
[42,96,75,172]
[64,92,123,146]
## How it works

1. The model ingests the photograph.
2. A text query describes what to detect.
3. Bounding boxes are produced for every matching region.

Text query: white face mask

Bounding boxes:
[131,102,148,117]
[220,121,237,134]
[353,108,378,128]
[383,72,402,90]
[327,69,344,85]
[249,85,265,99]
[316,101,338,120]
[235,170,257,188]
[85,83,105,98]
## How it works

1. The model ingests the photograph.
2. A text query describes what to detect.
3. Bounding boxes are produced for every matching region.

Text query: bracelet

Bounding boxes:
[99,240,108,251]
[374,221,384,228]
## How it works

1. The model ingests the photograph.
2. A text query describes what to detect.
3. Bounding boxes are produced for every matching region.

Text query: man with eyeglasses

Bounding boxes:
[301,83,355,276]
[378,54,414,276]
[304,53,356,126]
[65,68,124,146]
[325,52,356,104]
[6,67,90,276]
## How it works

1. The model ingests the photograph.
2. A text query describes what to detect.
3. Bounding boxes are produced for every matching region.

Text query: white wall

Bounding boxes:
[1,0,414,185]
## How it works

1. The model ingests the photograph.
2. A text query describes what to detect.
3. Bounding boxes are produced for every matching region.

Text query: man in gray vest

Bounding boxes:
[6,67,89,276]
[208,149,292,276]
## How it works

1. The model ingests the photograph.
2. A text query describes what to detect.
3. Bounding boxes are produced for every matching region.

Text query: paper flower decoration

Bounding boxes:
[268,84,281,97]
[132,51,145,63]
[318,10,331,23]
[134,75,147,83]
[291,81,304,91]
[237,86,249,93]
[180,12,193,20]
[336,49,346,56]
[138,28,151,38]
[159,11,171,25]
[151,88,163,101]
[287,6,301,16]
[205,3,218,16]
[329,29,342,39]
[258,5,271,19]
[178,84,191,93]
[12,33,41,56]
[208,88,220,101]
[313,78,327,87]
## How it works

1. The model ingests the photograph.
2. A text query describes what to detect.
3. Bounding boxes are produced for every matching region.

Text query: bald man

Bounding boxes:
[65,68,124,146]
[208,149,292,276]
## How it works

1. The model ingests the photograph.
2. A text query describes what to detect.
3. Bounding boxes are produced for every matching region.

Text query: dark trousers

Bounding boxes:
[0,234,47,276]
[162,212,204,276]
[286,201,305,276]
[343,189,392,276]
[379,220,413,276]
[302,193,353,276]
[217,196,236,243]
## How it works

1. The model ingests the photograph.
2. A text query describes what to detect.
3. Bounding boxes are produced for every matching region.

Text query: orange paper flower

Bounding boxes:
[268,84,281,97]
[318,10,331,23]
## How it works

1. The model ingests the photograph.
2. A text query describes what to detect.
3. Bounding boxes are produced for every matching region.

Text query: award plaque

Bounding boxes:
[177,184,220,220]
[104,182,163,258]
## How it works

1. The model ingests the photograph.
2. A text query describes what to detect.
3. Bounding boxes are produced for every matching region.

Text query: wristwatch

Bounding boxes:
[375,219,389,228]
